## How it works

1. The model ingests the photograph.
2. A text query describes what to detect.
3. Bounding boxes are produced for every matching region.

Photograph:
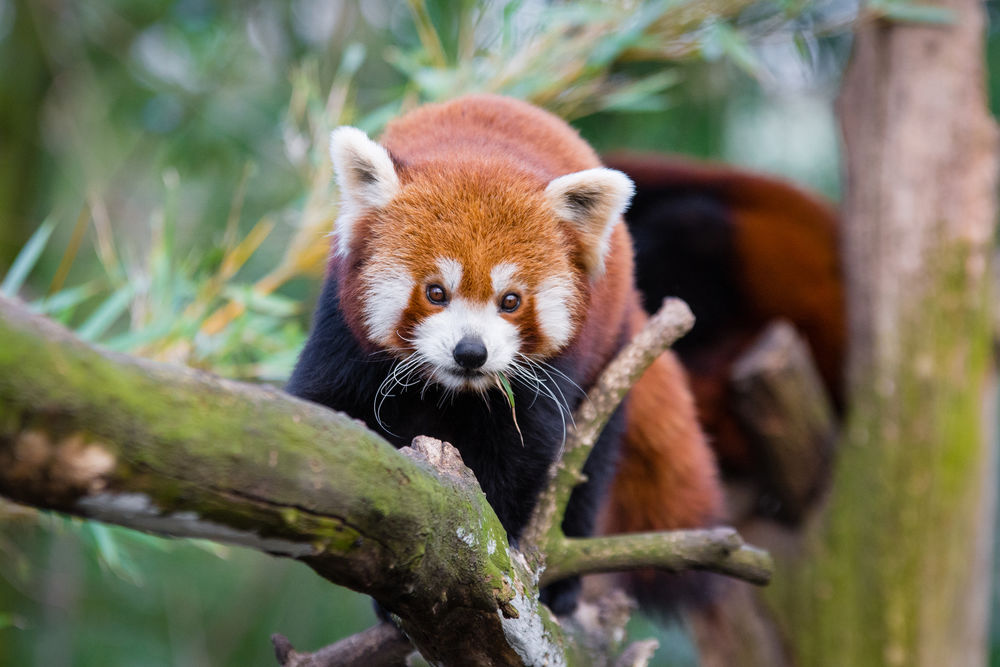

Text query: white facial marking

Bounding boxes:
[436,257,464,294]
[413,297,520,391]
[362,268,414,345]
[491,262,519,294]
[535,276,575,351]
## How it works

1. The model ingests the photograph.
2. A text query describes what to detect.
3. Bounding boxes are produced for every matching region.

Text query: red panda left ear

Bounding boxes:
[545,168,634,278]
[329,127,401,257]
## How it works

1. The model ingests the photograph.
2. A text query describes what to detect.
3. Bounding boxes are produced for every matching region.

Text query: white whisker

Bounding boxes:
[520,354,583,427]
[526,355,588,401]
[373,352,432,436]
[506,353,577,445]
[506,362,542,409]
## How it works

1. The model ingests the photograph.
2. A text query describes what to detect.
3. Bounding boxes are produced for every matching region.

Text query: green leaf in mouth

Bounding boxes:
[496,372,524,448]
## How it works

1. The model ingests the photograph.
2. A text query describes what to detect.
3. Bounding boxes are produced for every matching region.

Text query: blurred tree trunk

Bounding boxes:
[761,0,999,665]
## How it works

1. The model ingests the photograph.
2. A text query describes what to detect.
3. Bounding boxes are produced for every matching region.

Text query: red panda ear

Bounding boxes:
[329,127,401,256]
[545,168,634,278]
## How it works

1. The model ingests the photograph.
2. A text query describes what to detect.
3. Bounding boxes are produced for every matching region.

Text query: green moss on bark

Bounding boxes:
[0,296,570,664]
[765,242,995,666]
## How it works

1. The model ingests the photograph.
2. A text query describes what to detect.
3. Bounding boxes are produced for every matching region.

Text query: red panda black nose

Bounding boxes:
[453,336,488,370]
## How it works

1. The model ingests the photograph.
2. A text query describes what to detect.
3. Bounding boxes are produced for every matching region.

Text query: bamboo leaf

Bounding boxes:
[221,285,299,317]
[77,283,136,341]
[701,21,762,75]
[103,319,175,353]
[337,42,366,78]
[585,1,678,69]
[83,522,143,585]
[496,373,524,447]
[1,219,56,297]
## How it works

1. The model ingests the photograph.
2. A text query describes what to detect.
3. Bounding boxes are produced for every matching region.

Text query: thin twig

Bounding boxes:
[541,528,773,587]
[521,298,695,549]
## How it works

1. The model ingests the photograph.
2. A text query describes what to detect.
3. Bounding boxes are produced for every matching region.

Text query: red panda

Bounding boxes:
[286,94,723,614]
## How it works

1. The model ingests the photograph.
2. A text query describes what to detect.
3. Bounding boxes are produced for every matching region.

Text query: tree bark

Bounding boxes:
[0,295,770,665]
[0,295,565,665]
[730,320,837,522]
[764,1,999,664]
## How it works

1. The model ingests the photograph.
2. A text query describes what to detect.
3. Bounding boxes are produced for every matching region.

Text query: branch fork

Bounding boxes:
[521,298,772,587]
[0,294,772,665]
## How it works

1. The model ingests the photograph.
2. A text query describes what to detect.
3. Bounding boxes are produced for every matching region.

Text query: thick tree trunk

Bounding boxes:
[764,0,999,664]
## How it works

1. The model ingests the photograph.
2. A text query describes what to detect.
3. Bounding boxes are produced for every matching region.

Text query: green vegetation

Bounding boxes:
[0,0,857,664]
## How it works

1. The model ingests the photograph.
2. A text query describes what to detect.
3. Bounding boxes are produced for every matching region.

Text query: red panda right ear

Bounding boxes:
[329,127,401,257]
[545,168,634,279]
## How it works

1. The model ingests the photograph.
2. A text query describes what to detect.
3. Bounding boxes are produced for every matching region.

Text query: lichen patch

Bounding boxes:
[498,580,565,667]
[5,429,53,481]
[2,429,115,497]
[51,434,116,493]
[456,525,476,548]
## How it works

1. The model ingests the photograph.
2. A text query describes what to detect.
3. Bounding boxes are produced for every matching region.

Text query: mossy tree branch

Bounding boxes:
[0,294,771,663]
[541,528,772,587]
[0,295,561,665]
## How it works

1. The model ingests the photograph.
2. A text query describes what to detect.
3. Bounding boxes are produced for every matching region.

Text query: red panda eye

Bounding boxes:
[500,293,520,313]
[426,284,448,305]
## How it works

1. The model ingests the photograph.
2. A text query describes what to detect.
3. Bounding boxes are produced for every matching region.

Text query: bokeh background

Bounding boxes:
[0,1,997,664]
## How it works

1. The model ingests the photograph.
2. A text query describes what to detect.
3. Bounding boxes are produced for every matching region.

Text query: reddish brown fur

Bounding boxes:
[341,96,638,371]
[380,95,602,179]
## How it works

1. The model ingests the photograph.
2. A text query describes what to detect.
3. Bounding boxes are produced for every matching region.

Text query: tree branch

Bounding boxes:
[522,298,695,549]
[0,295,560,664]
[542,528,772,587]
[729,319,837,522]
[0,294,771,663]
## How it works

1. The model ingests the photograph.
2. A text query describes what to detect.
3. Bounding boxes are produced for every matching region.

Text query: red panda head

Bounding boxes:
[329,126,633,393]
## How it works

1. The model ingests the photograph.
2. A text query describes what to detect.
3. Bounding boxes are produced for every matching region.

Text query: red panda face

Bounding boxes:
[355,170,581,392]
[329,126,632,394]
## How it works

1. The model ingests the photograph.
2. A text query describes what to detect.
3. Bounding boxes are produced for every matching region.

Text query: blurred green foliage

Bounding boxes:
[0,0,853,381]
[1,515,376,666]
[1,0,957,665]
